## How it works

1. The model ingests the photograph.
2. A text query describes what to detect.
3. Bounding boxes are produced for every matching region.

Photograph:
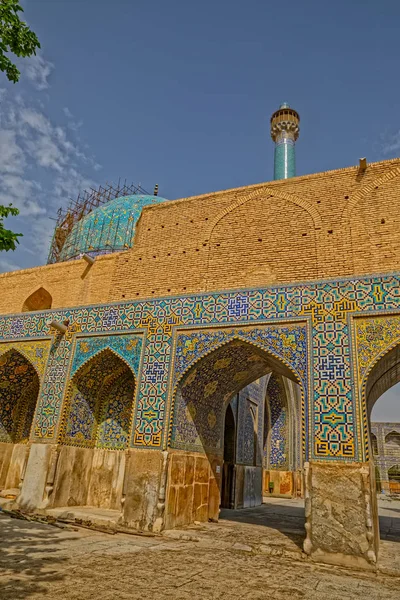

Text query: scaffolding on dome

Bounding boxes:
[47,179,149,264]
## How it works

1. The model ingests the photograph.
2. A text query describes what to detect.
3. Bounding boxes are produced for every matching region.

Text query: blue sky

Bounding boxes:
[0,0,399,419]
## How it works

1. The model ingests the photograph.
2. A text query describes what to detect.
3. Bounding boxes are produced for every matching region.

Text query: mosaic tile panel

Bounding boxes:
[265,374,288,469]
[0,340,50,378]
[236,377,269,466]
[170,325,307,455]
[355,316,400,385]
[61,349,135,450]
[0,273,399,461]
[97,370,135,449]
[71,334,142,379]
[0,349,40,443]
[353,315,400,461]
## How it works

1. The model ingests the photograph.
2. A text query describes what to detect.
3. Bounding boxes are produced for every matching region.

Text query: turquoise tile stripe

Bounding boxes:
[274,139,296,180]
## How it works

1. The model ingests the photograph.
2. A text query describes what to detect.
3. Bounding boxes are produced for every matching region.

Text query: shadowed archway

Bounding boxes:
[0,349,40,492]
[0,349,39,444]
[166,338,304,529]
[51,349,136,511]
[363,342,400,541]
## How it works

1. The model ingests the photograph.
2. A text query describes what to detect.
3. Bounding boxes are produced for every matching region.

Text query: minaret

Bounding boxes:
[270,103,300,180]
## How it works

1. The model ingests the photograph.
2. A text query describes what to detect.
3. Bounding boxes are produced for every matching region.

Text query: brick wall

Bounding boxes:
[1,158,400,314]
[0,253,117,314]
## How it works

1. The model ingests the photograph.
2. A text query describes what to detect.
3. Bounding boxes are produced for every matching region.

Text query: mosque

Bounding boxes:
[1,103,400,569]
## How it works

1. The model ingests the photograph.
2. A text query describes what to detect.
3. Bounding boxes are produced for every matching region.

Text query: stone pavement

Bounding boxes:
[0,498,399,600]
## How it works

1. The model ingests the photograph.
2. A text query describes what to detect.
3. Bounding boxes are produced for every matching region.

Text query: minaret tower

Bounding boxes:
[270,103,300,180]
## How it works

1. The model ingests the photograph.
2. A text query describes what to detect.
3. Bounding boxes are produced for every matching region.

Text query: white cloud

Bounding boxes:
[0,72,101,273]
[0,130,25,173]
[63,107,73,119]
[20,107,52,135]
[23,54,54,91]
[26,135,66,172]
[0,174,44,216]
[63,107,83,132]
[30,216,56,262]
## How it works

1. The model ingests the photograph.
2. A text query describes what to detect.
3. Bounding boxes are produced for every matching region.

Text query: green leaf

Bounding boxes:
[0,203,23,252]
[0,0,41,83]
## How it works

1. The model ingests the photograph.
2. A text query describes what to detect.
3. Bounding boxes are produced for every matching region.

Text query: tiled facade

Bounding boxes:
[0,274,399,462]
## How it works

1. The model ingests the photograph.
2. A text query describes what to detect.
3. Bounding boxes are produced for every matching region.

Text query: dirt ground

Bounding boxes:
[1,498,399,600]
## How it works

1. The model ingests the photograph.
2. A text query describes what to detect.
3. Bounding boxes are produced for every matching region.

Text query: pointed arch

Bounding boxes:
[0,345,41,379]
[204,188,322,289]
[0,348,40,443]
[385,431,400,447]
[22,287,52,312]
[362,342,400,419]
[173,332,303,391]
[168,336,305,455]
[60,347,136,450]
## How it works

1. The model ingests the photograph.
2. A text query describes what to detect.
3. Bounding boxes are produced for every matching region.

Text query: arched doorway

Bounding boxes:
[52,349,135,511]
[364,343,400,539]
[263,373,303,498]
[0,349,40,492]
[221,404,236,509]
[166,338,304,529]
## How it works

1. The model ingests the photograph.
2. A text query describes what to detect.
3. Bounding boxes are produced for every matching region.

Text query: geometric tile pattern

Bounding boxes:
[71,334,142,379]
[236,377,269,466]
[265,374,288,469]
[0,273,399,461]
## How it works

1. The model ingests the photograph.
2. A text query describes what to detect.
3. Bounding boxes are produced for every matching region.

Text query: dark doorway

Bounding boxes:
[221,403,236,509]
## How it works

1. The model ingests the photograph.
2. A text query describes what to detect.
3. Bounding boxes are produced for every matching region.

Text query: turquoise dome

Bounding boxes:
[59,194,167,262]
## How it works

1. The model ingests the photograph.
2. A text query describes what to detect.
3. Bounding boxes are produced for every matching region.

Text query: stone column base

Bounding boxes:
[17,443,57,512]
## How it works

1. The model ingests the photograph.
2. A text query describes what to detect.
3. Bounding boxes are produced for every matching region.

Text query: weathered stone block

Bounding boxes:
[122,449,163,531]
[304,461,377,569]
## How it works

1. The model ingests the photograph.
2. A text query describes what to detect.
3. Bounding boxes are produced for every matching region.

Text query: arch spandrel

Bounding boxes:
[355,314,400,460]
[70,334,143,380]
[172,325,308,389]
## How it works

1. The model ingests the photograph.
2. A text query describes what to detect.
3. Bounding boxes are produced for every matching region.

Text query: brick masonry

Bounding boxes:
[1,158,400,313]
